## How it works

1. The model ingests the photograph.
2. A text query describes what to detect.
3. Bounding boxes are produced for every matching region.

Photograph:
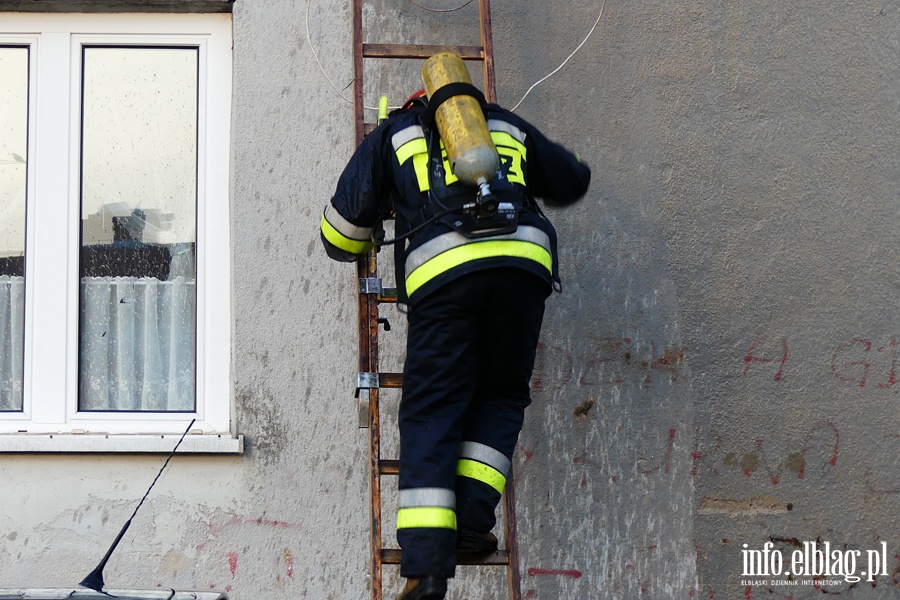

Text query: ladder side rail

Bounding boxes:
[352,2,384,598]
[478,0,496,103]
[352,0,366,144]
[360,252,384,600]
[356,254,383,600]
[504,472,522,600]
[368,369,384,600]
[358,258,384,600]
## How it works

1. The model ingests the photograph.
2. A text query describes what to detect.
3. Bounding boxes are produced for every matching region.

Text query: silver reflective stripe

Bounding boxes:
[487,119,527,144]
[458,441,511,477]
[324,204,372,240]
[392,125,425,151]
[405,225,551,275]
[399,487,456,509]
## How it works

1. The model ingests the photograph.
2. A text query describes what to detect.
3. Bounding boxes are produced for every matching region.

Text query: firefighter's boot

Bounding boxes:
[396,575,447,600]
[456,528,498,554]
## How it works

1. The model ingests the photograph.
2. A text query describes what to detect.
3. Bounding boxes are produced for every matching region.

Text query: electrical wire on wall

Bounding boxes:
[408,0,474,12]
[305,0,607,112]
[508,0,605,112]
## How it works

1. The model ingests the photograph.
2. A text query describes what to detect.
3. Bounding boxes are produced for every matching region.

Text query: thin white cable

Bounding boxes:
[305,0,406,111]
[509,0,606,112]
[305,0,356,107]
[408,0,475,13]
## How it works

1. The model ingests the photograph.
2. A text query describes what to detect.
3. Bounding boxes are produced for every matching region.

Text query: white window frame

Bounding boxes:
[0,14,238,451]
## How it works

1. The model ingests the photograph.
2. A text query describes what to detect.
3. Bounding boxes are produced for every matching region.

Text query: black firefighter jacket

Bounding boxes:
[320,102,591,305]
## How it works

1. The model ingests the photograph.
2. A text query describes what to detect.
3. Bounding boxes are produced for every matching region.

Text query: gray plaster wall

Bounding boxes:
[0,1,898,599]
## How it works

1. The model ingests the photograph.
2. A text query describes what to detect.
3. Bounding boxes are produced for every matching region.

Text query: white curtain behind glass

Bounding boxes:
[80,276,195,411]
[0,275,24,410]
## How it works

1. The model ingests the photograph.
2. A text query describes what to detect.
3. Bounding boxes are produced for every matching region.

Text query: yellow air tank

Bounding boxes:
[421,53,499,190]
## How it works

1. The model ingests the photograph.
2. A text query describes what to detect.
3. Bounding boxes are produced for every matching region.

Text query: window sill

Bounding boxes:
[0,1,235,14]
[0,432,243,454]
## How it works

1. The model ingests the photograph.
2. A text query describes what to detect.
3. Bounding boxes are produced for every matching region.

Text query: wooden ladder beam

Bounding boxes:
[363,43,486,60]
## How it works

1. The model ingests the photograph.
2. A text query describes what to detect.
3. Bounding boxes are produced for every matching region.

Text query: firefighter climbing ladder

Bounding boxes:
[350,1,522,599]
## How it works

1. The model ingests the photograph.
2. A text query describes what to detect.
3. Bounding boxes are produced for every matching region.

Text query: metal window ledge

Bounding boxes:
[0,590,228,600]
[0,433,243,454]
[0,2,235,14]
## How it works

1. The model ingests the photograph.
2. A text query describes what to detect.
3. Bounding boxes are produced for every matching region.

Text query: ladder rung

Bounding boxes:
[379,459,399,475]
[378,290,398,304]
[458,551,511,566]
[381,548,510,566]
[379,372,403,388]
[363,43,485,60]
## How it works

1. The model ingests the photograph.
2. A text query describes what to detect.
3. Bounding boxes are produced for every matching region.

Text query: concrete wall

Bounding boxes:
[1,1,898,599]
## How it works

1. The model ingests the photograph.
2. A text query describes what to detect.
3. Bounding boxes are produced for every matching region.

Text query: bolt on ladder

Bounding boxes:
[350,1,521,599]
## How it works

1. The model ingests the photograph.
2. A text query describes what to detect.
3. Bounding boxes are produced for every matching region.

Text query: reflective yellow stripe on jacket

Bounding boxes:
[392,125,433,192]
[396,487,457,530]
[404,226,552,298]
[320,204,374,255]
[488,118,527,186]
[392,119,529,191]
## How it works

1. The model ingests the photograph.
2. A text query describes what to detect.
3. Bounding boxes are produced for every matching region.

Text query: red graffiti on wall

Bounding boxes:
[527,567,583,578]
[578,337,631,386]
[532,342,575,390]
[572,453,602,488]
[691,422,839,483]
[200,513,298,545]
[532,337,686,390]
[637,428,677,475]
[691,434,723,477]
[194,514,303,585]
[742,335,898,388]
[533,333,899,388]
[743,336,789,381]
[831,336,898,388]
[283,547,294,578]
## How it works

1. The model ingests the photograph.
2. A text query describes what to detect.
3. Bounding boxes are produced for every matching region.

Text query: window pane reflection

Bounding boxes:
[79,46,198,412]
[0,46,28,412]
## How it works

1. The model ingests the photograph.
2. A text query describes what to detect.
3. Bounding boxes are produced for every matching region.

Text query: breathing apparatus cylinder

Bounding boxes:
[420,53,499,194]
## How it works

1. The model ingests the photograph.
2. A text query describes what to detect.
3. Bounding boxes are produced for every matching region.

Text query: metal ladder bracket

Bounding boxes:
[355,372,380,395]
[356,372,379,428]
[357,390,371,429]
[360,277,399,303]
[359,277,384,294]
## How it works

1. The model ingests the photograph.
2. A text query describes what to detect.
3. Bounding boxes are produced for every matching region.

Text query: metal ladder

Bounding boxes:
[350,1,521,599]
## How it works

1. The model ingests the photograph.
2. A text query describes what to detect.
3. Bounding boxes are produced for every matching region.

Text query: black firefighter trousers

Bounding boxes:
[397,267,548,579]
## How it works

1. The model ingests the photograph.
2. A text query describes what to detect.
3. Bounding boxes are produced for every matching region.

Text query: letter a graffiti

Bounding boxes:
[744,336,789,381]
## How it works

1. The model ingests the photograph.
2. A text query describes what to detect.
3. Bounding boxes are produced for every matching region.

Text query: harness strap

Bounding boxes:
[394,209,410,305]
[422,82,487,129]
[424,123,471,217]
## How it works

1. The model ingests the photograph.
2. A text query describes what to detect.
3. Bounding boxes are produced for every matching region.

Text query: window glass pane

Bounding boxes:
[79,46,198,412]
[0,46,28,412]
